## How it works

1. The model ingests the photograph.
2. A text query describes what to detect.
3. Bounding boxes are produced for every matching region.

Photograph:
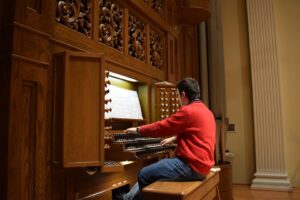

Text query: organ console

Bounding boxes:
[52,52,180,199]
[103,71,176,173]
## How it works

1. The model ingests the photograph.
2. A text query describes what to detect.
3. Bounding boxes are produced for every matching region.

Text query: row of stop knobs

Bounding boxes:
[105,71,112,113]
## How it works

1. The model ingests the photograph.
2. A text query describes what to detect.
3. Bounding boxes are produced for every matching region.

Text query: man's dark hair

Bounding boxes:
[176,77,200,102]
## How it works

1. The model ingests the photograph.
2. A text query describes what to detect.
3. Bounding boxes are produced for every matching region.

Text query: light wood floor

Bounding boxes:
[233,184,300,200]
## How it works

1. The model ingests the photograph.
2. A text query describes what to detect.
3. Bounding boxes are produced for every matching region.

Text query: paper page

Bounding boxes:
[105,85,143,120]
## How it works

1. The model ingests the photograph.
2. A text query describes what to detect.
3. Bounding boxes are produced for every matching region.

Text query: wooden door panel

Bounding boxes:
[8,60,48,199]
[53,51,105,168]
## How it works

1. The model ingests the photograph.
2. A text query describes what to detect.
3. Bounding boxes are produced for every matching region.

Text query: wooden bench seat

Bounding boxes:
[142,172,219,200]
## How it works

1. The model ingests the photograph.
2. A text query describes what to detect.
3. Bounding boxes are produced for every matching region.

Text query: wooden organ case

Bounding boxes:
[0,0,211,199]
[52,53,177,199]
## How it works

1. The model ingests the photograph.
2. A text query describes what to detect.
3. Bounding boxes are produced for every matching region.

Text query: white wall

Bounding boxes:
[222,0,255,184]
[274,0,300,187]
[222,0,300,186]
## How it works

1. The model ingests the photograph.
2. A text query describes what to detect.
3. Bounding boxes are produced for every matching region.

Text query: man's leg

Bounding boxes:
[122,182,140,200]
[123,157,204,200]
[138,157,204,189]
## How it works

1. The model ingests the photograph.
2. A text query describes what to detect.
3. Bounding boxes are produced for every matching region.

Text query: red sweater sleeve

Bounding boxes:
[139,107,188,137]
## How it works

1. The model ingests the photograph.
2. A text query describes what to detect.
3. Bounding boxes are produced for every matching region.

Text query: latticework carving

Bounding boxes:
[99,0,123,51]
[128,14,146,62]
[56,0,92,37]
[150,30,163,70]
[150,0,164,15]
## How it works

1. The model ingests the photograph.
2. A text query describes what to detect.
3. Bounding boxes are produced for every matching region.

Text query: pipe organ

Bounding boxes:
[0,0,210,199]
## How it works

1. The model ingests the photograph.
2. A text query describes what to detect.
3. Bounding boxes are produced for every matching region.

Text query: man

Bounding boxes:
[123,77,216,200]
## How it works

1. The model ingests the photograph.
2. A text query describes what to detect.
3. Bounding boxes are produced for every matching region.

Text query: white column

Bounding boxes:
[246,0,292,191]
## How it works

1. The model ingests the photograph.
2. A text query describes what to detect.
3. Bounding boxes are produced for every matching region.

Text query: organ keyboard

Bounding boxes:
[105,131,176,161]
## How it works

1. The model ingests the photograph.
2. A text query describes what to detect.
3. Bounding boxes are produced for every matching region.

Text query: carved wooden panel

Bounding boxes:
[53,51,105,168]
[99,0,123,51]
[150,0,164,15]
[8,61,48,199]
[144,0,164,15]
[150,29,163,70]
[128,13,146,62]
[56,0,92,37]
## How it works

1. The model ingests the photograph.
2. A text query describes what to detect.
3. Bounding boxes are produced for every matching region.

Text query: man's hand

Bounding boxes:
[160,136,176,146]
[124,127,139,134]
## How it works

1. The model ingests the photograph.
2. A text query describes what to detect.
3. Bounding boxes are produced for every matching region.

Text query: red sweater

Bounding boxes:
[140,101,215,175]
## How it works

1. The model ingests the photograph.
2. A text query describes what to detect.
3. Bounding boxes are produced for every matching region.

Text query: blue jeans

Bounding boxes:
[123,157,205,200]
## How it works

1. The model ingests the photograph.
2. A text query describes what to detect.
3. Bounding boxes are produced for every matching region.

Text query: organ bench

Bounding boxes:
[142,171,220,200]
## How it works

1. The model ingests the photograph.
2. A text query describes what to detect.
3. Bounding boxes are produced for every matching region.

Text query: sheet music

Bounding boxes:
[105,85,143,120]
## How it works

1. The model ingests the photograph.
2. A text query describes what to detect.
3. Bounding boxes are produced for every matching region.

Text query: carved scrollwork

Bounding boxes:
[150,30,163,70]
[150,0,164,15]
[56,0,92,37]
[128,14,146,62]
[99,0,123,51]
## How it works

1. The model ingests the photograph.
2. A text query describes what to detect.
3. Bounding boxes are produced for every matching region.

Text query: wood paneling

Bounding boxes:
[177,27,198,80]
[15,0,50,32]
[1,0,211,199]
[184,27,198,79]
[8,59,49,199]
[13,22,50,63]
[0,2,14,199]
[26,0,42,13]
[167,33,178,84]
[61,158,157,200]
[76,189,112,200]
